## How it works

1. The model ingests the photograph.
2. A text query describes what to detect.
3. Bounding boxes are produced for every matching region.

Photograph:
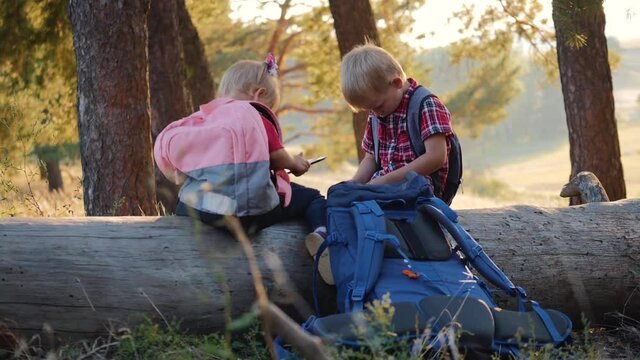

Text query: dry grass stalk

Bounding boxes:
[255,301,330,360]
[223,215,276,359]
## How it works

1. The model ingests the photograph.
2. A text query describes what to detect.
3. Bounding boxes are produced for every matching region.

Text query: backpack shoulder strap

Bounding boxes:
[408,86,463,204]
[418,199,567,345]
[250,101,283,140]
[349,200,404,312]
[418,199,518,295]
[406,85,434,157]
[441,132,463,204]
[371,116,381,170]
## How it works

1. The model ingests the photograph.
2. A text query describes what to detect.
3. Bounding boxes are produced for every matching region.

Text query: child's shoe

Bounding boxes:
[305,230,334,285]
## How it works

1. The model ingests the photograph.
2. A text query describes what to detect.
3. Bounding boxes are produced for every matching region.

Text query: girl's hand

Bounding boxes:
[290,153,310,176]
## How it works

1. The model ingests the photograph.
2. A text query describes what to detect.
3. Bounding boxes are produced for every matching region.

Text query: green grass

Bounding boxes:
[0,299,608,360]
[0,318,269,360]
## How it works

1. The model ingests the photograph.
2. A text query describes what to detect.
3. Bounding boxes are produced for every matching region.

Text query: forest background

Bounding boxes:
[1,1,639,358]
[0,0,639,217]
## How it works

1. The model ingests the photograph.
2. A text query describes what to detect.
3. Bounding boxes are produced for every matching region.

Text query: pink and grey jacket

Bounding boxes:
[154,97,292,216]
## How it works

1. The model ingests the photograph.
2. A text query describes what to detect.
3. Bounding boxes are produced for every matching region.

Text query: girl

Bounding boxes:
[154,54,327,241]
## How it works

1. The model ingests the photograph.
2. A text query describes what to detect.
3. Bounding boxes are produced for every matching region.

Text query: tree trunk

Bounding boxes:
[552,1,626,204]
[44,158,63,192]
[69,0,157,216]
[1,200,639,341]
[37,156,64,192]
[148,0,193,214]
[328,0,380,162]
[176,0,215,109]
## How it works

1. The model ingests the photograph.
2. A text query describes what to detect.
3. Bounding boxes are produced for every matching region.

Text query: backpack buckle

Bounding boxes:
[364,231,385,243]
[325,232,344,245]
[354,201,384,216]
[302,315,317,330]
[351,287,365,302]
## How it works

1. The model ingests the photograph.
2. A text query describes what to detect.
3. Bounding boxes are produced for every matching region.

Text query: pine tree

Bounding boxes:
[69,0,157,215]
[552,0,625,203]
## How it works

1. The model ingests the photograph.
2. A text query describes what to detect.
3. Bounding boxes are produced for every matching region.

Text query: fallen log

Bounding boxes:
[1,199,639,342]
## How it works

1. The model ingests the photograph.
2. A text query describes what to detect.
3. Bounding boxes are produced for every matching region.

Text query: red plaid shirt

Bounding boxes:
[362,78,453,195]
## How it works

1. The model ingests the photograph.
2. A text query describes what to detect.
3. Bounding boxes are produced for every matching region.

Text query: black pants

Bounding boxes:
[176,182,326,235]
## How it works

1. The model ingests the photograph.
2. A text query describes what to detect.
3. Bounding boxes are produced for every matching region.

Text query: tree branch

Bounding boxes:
[267,0,292,55]
[278,31,303,67]
[280,63,307,76]
[497,0,555,62]
[277,104,337,116]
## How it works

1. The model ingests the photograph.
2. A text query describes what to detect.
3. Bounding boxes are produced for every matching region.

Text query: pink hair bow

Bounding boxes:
[264,53,278,76]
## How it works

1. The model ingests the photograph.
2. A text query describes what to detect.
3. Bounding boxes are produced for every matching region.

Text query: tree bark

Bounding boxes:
[148,0,193,213]
[328,0,380,162]
[149,0,192,135]
[552,1,626,204]
[176,0,215,109]
[69,0,157,216]
[1,200,639,341]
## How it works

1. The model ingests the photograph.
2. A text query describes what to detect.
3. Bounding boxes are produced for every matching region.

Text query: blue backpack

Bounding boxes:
[371,86,463,205]
[278,173,572,358]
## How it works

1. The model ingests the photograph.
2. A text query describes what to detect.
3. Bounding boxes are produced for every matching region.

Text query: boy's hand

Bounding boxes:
[290,153,310,176]
[351,153,377,183]
[367,176,386,185]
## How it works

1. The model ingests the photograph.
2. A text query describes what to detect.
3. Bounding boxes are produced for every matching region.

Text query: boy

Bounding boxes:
[341,44,453,193]
[305,44,455,286]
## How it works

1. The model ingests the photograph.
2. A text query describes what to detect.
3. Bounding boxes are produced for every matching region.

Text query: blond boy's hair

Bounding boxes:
[217,60,280,109]
[340,44,407,112]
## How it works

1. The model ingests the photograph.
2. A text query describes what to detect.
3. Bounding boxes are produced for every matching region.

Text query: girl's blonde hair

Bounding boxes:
[217,60,280,109]
[340,44,406,112]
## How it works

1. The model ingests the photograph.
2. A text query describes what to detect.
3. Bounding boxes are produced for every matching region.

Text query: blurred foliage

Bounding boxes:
[443,0,625,140]
[32,142,79,162]
[450,0,618,81]
[444,51,522,138]
[0,102,45,216]
[450,0,556,79]
[0,0,77,162]
[186,0,268,87]
[0,0,584,170]
[0,0,75,85]
[455,57,566,171]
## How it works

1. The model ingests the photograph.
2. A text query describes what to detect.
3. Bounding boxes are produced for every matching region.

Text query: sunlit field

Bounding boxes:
[1,161,84,217]
[299,120,640,209]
